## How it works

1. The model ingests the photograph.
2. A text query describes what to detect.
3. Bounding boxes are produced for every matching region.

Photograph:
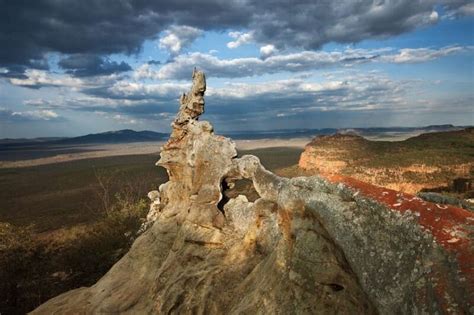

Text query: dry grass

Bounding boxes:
[0,174,149,314]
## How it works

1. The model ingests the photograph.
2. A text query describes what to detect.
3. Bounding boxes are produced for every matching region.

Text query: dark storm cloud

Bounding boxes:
[58,54,131,77]
[0,59,49,79]
[0,65,29,79]
[147,60,161,65]
[0,0,249,70]
[1,0,471,74]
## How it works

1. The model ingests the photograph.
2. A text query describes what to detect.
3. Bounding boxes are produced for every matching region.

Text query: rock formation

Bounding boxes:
[299,132,474,196]
[32,71,473,314]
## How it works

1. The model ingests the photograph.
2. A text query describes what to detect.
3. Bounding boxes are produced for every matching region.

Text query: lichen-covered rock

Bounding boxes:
[418,191,474,211]
[32,71,472,315]
[235,156,473,313]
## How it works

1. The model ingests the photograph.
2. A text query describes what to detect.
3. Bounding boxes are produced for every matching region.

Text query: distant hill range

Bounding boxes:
[56,129,169,145]
[0,129,169,146]
[0,124,471,146]
[226,124,467,140]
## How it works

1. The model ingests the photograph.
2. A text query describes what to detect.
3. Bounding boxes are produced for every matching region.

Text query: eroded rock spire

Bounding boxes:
[157,69,236,227]
[165,68,207,149]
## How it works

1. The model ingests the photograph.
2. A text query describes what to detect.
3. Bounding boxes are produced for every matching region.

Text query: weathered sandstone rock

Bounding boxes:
[32,71,473,315]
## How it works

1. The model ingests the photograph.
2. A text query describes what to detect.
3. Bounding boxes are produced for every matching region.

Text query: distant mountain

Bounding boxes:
[223,128,338,139]
[0,125,471,146]
[336,124,459,135]
[223,124,467,140]
[0,130,168,148]
[56,129,169,145]
[0,137,67,145]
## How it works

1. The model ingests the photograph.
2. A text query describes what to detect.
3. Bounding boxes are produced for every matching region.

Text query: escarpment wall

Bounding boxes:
[299,132,474,196]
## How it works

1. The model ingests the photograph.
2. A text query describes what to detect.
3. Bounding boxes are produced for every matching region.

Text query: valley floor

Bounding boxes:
[0,138,310,168]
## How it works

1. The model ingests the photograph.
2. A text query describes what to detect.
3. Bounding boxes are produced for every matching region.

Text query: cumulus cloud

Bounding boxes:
[13,109,59,120]
[5,66,132,90]
[8,70,82,89]
[227,31,254,49]
[136,50,374,80]
[90,80,189,100]
[3,0,469,74]
[9,45,466,92]
[429,10,439,22]
[207,79,347,100]
[216,74,446,115]
[159,25,203,55]
[22,92,181,119]
[260,44,278,58]
[136,46,468,80]
[30,72,407,116]
[112,114,138,125]
[379,46,467,63]
[0,107,62,122]
[18,68,473,131]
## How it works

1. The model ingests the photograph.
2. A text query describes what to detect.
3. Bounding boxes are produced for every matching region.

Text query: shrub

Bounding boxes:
[0,187,149,314]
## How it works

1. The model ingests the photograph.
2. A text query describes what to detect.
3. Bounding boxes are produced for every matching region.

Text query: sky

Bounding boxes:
[0,0,473,138]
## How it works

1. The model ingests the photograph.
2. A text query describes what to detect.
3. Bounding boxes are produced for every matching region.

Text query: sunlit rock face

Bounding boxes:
[32,71,472,315]
[298,132,474,195]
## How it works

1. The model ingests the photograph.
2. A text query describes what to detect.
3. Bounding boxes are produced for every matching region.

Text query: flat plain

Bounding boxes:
[0,144,304,232]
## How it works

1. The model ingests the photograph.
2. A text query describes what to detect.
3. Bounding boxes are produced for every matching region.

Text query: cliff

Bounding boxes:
[32,71,473,314]
[299,131,474,196]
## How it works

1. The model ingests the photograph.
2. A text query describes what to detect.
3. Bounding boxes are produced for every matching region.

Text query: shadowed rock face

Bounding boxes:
[32,71,473,314]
